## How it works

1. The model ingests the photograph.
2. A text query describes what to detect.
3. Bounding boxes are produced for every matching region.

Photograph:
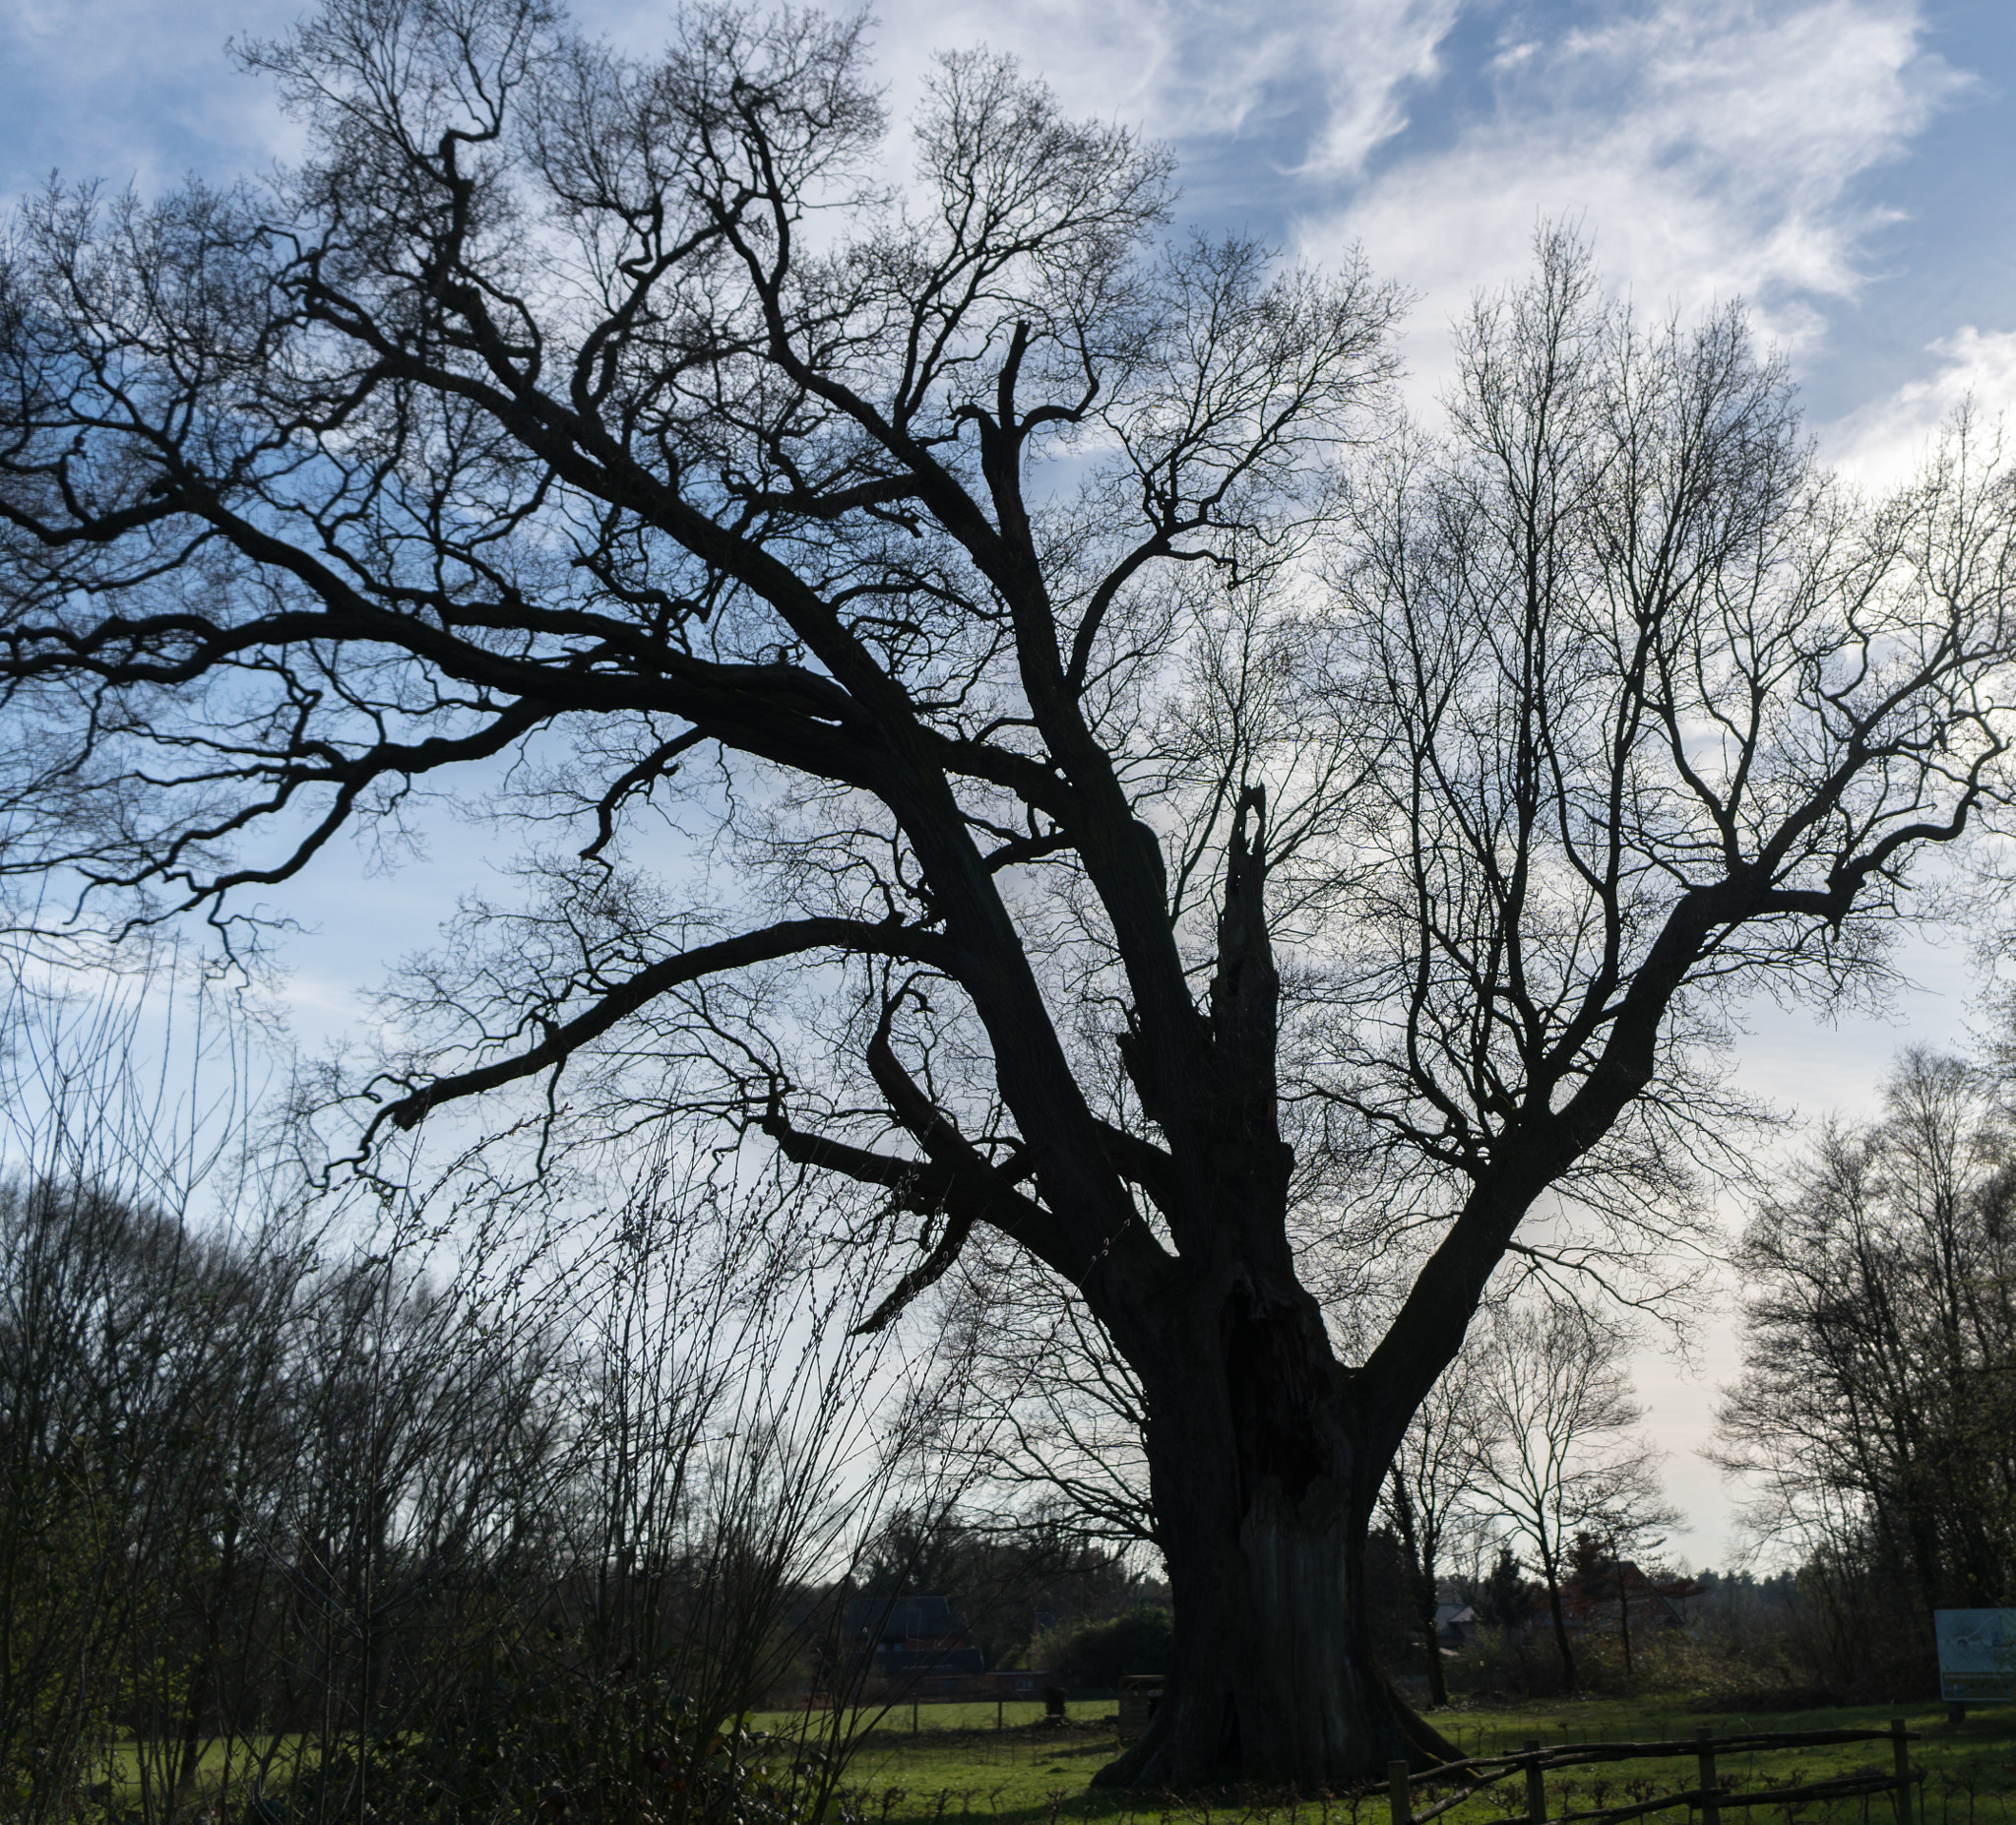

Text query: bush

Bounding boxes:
[1035,1605,1172,1692]
[269,1690,851,1825]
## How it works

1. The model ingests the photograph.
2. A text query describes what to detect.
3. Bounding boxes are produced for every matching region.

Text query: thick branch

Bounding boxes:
[371,917,952,1136]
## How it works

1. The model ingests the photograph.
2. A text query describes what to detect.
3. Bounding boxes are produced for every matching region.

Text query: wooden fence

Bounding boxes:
[1388,1724,1924,1825]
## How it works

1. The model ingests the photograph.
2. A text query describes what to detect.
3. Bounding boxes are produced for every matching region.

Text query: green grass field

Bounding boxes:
[749,1698,2016,1825]
[84,1697,2016,1825]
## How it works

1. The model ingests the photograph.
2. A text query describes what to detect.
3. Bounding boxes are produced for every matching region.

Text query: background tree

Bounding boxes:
[0,1160,946,1825]
[924,1242,1158,1553]
[0,944,951,1825]
[1466,1543,1533,1632]
[1380,1338,1491,1704]
[1473,1303,1677,1690]
[3,0,2015,1784]
[1565,1520,1687,1680]
[854,1506,1150,1673]
[1715,1048,2016,1668]
[1036,1604,1175,1690]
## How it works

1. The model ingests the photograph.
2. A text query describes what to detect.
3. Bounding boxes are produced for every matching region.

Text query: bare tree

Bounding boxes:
[0,1141,954,1825]
[1474,1303,1678,1690]
[1715,1048,2016,1627]
[1381,1347,1491,1705]
[3,0,2015,1780]
[1571,1507,1681,1680]
[0,944,958,1824]
[0,937,310,1822]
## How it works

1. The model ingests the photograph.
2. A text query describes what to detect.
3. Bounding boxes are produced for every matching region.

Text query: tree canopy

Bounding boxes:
[4,0,2015,1784]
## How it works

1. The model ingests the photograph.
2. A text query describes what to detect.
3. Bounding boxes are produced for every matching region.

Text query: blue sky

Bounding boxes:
[5,0,2012,1565]
[6,0,2011,460]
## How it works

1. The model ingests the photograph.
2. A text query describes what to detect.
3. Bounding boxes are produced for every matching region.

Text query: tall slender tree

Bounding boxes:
[3,0,2014,1782]
[1382,1347,1490,1706]
[1473,1305,1675,1691]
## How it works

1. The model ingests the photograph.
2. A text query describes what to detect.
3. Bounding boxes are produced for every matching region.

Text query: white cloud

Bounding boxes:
[16,0,1949,375]
[1296,0,1963,395]
[1823,325,2016,488]
[581,0,1463,185]
[1142,0,1463,180]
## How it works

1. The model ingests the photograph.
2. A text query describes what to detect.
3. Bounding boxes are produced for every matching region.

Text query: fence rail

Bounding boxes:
[1389,1722,1923,1825]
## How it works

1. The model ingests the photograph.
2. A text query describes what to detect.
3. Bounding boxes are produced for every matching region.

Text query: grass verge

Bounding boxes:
[781,1699,2016,1825]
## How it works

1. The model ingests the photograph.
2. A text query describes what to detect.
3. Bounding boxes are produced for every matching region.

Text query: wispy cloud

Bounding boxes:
[8,0,1956,363]
[1143,0,1464,179]
[1824,326,2016,486]
[1295,0,1963,385]
[0,0,295,197]
[790,0,1465,181]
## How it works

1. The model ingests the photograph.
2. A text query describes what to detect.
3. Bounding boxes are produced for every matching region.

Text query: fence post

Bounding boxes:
[1526,1739,1545,1825]
[912,1700,919,1735]
[997,1697,1004,1731]
[1696,1728,1719,1825]
[1389,1760,1413,1825]
[1890,1719,1911,1825]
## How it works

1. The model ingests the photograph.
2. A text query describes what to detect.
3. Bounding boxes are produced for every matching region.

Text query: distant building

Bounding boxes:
[1435,1602,1479,1648]
[1524,1562,1698,1639]
[1437,1563,1698,1651]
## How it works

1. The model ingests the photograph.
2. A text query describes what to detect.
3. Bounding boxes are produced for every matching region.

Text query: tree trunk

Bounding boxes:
[178,1512,238,1792]
[1088,798,1459,1787]
[1539,1551,1577,1692]
[1092,1284,1450,1788]
[1388,1473,1450,1706]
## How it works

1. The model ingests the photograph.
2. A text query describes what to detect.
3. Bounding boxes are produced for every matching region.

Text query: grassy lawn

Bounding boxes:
[80,1699,2016,1825]
[753,1698,2016,1825]
[82,1734,309,1820]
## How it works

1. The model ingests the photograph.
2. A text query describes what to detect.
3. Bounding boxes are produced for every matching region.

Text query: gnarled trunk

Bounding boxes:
[1087,790,1456,1788]
[1093,1282,1448,1788]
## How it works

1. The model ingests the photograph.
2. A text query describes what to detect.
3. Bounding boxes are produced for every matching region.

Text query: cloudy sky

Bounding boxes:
[5,0,2012,1565]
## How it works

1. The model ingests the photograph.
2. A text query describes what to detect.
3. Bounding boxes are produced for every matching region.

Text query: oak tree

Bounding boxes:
[4,0,2015,1783]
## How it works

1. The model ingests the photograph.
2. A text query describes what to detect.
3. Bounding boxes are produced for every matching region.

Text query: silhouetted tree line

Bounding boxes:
[855,1511,1155,1677]
[1440,1036,2016,1705]
[1421,1043,2016,1707]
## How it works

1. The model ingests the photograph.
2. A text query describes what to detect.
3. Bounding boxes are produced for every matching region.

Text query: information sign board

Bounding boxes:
[1934,1609,2016,1703]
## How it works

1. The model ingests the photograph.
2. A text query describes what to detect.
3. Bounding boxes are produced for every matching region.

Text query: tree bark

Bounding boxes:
[1538,1548,1577,1692]
[1090,1278,1451,1786]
